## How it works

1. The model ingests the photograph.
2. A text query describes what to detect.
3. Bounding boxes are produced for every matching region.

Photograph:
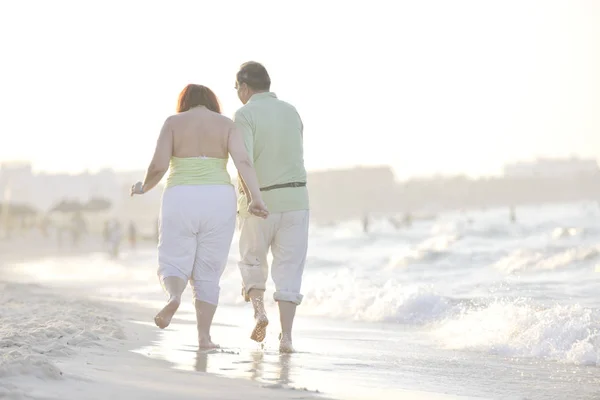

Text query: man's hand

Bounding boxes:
[248,199,269,219]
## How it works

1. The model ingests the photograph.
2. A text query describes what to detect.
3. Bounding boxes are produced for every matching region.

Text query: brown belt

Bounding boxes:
[260,182,306,192]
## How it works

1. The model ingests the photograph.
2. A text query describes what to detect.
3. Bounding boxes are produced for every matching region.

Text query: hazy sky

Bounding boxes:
[0,0,598,178]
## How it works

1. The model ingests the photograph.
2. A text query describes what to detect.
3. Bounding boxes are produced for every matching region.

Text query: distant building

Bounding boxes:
[307,166,398,221]
[503,157,600,179]
[0,162,35,204]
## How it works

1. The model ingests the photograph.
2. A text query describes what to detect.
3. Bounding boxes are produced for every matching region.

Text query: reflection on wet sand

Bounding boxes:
[135,308,343,396]
[249,351,263,381]
[194,351,208,373]
[193,349,293,388]
[278,354,292,386]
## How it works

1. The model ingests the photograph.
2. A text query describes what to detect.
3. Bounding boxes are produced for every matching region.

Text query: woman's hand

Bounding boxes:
[248,199,269,219]
[130,182,144,197]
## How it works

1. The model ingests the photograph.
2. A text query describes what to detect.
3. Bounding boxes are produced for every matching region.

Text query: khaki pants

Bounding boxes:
[238,210,309,305]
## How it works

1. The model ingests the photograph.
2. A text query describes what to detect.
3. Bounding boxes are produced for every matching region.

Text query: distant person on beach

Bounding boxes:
[39,216,50,238]
[234,62,309,353]
[362,213,369,233]
[128,221,137,249]
[403,212,412,228]
[108,219,122,258]
[71,211,86,247]
[130,84,268,349]
[102,220,110,244]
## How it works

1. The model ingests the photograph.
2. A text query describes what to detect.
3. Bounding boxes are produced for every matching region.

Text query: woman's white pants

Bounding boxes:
[157,185,236,306]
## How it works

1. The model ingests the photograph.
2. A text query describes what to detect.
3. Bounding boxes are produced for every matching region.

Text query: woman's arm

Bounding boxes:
[228,126,262,204]
[139,117,173,193]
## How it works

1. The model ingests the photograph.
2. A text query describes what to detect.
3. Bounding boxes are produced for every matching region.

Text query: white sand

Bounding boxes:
[0,281,326,400]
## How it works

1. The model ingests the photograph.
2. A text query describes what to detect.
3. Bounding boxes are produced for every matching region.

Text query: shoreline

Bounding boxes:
[0,279,331,400]
[0,237,489,400]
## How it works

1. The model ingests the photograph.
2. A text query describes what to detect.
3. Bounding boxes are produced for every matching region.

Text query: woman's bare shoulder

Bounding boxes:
[166,109,233,125]
[207,112,236,133]
[209,110,234,125]
[162,113,180,125]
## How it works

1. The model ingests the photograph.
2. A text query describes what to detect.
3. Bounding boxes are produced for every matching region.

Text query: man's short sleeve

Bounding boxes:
[233,109,254,158]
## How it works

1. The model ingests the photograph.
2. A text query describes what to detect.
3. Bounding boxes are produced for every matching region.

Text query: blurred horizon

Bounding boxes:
[2,154,600,180]
[3,156,600,225]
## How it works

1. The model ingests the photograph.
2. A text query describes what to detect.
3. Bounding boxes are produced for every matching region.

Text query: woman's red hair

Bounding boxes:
[176,84,221,114]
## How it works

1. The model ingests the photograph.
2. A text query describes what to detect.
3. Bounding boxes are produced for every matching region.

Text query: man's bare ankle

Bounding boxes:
[248,288,265,299]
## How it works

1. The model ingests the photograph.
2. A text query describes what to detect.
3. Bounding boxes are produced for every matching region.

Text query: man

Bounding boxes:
[234,61,309,353]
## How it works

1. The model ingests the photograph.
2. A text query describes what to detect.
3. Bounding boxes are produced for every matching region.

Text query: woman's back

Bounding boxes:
[169,106,232,159]
[165,106,234,188]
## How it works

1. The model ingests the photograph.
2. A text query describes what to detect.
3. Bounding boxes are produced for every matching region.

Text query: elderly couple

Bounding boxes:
[130,62,308,353]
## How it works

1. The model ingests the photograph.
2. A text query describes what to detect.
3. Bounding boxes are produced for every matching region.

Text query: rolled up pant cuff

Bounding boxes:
[273,291,303,305]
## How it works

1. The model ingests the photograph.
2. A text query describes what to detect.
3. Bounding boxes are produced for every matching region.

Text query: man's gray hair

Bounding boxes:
[237,61,271,91]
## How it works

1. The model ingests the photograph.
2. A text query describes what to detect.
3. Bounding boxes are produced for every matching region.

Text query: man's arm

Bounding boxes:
[239,172,250,196]
[233,110,255,195]
[228,125,264,204]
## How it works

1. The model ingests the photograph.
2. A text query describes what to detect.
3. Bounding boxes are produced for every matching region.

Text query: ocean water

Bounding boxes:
[9,201,600,399]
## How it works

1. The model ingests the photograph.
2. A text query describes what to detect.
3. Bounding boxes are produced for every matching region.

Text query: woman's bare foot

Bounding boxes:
[279,333,295,353]
[199,335,220,349]
[250,313,269,343]
[154,298,180,329]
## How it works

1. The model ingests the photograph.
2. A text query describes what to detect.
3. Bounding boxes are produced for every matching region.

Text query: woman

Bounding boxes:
[130,84,268,349]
